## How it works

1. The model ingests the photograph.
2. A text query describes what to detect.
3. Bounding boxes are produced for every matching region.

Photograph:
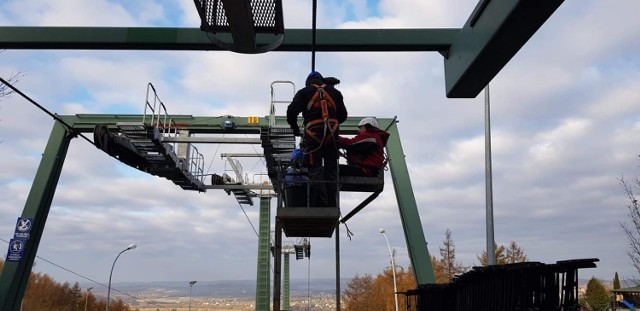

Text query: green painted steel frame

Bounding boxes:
[0,121,74,311]
[283,253,290,311]
[444,0,564,97]
[0,113,434,310]
[256,197,271,310]
[0,2,569,306]
[0,0,564,98]
[0,27,456,52]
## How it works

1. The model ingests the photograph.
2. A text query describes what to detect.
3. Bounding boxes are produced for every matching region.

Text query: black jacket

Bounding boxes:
[286,82,347,134]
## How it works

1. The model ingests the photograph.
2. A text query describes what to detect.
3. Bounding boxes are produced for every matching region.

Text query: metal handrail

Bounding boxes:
[144,82,205,189]
[269,81,296,127]
[187,144,205,185]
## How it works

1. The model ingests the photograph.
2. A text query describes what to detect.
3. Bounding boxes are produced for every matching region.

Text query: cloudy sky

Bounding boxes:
[1,0,640,294]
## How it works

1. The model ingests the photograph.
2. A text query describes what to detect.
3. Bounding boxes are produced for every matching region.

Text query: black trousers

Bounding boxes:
[302,137,339,208]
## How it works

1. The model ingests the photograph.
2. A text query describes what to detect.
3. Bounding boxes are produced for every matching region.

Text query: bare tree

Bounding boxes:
[0,50,25,99]
[0,50,26,144]
[619,175,640,276]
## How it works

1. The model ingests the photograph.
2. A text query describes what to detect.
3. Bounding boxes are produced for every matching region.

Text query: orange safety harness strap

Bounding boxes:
[304,84,339,145]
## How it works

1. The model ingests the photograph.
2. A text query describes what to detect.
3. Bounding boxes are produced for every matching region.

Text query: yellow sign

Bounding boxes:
[247,116,260,125]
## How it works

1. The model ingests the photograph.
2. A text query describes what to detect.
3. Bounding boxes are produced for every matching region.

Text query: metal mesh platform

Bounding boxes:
[194,0,284,33]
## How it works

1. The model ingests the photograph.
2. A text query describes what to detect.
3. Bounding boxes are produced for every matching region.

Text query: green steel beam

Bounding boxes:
[0,0,566,98]
[0,114,430,310]
[283,253,290,311]
[273,217,281,311]
[444,0,564,98]
[0,121,73,311]
[0,27,457,52]
[59,114,387,135]
[255,197,271,311]
[61,114,268,134]
[0,1,566,98]
[385,121,435,285]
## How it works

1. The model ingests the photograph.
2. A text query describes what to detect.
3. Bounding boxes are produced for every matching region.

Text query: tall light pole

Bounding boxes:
[379,228,398,311]
[106,243,137,311]
[189,280,197,311]
[484,84,496,265]
[84,287,93,311]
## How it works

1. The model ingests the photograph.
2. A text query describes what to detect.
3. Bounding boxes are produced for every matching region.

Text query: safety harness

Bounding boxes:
[304,83,339,146]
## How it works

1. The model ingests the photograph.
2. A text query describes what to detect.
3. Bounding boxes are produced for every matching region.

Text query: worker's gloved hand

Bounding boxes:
[292,127,302,137]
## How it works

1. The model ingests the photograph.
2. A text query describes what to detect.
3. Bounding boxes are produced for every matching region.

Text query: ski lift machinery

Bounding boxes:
[266,81,386,238]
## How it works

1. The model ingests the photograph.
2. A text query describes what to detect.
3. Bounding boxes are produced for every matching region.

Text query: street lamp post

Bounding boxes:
[379,228,399,311]
[106,243,137,311]
[84,287,93,311]
[189,280,197,311]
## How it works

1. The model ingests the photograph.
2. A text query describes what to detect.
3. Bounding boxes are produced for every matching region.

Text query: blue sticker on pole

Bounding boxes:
[6,239,26,262]
[14,217,33,239]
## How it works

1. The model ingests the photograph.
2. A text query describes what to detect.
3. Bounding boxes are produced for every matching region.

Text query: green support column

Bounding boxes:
[255,197,271,311]
[283,253,290,311]
[385,122,436,285]
[0,121,74,310]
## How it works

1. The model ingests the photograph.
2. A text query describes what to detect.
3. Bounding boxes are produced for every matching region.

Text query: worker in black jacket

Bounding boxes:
[286,71,348,207]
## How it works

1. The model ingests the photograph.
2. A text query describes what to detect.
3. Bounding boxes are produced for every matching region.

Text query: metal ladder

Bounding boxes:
[114,83,206,191]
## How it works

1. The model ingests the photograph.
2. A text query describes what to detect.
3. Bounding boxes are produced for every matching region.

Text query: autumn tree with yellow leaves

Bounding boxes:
[0,260,136,311]
[477,241,528,266]
[343,266,416,311]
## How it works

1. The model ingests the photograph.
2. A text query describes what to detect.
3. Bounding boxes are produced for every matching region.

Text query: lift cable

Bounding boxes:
[311,0,318,71]
[237,199,260,237]
[0,77,95,147]
[0,77,260,307]
[0,237,173,311]
[205,138,223,176]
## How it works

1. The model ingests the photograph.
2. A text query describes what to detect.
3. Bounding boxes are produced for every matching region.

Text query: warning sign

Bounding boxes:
[6,239,26,262]
[14,217,33,239]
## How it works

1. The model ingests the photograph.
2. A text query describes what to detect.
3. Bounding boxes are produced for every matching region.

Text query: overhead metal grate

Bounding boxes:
[194,0,284,34]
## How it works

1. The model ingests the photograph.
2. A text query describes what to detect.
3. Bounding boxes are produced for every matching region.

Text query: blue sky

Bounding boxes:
[1,0,640,297]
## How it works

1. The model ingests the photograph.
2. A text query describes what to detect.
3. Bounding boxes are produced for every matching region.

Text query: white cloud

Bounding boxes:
[1,0,639,292]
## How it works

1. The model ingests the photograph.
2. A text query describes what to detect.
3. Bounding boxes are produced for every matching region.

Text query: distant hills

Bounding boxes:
[84,278,348,300]
[83,277,621,301]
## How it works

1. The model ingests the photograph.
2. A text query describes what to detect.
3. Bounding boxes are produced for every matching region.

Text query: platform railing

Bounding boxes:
[186,144,205,185]
[269,81,295,127]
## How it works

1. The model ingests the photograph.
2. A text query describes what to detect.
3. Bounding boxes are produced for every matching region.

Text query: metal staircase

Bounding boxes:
[262,81,298,187]
[220,156,257,206]
[261,126,296,184]
[93,83,206,192]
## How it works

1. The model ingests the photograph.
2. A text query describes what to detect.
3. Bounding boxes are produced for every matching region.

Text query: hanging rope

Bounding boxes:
[311,0,317,71]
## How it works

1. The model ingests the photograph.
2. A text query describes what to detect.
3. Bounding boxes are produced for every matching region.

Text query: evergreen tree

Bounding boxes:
[438,229,467,282]
[614,272,621,290]
[478,244,507,265]
[71,282,82,311]
[478,241,527,265]
[585,277,610,311]
[505,241,527,263]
